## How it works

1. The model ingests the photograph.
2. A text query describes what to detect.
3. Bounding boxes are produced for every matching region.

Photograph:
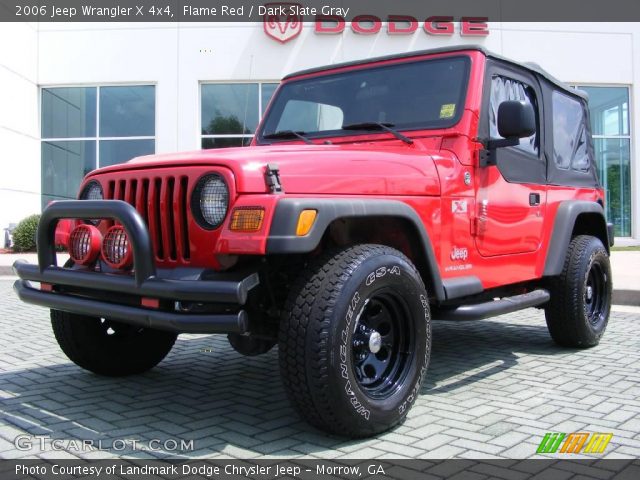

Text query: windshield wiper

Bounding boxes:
[263,130,313,145]
[342,122,414,145]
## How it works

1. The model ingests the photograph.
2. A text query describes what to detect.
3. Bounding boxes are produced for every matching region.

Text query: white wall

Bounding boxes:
[1,22,638,239]
[0,22,39,235]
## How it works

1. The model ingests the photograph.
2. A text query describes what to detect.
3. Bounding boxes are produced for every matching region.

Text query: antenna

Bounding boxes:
[241,54,254,147]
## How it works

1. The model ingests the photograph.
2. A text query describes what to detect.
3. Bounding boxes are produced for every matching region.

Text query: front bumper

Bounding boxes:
[13,200,259,334]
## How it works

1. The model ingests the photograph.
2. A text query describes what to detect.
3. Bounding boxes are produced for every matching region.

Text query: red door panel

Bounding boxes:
[474,166,546,256]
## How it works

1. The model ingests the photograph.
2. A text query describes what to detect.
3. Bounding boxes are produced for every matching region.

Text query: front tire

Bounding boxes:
[545,235,612,348]
[278,244,431,437]
[51,310,177,376]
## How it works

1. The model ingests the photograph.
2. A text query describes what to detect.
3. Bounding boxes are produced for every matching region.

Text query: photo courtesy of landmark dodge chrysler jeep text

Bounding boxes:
[14,46,614,437]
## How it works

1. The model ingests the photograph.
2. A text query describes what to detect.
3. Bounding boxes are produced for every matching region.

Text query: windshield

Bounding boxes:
[259,56,470,142]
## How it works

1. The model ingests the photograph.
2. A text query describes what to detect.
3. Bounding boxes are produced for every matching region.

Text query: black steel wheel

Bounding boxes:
[585,262,609,327]
[279,244,431,437]
[351,292,414,400]
[545,235,612,348]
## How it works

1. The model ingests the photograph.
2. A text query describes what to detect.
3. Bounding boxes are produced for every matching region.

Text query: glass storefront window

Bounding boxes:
[41,140,96,206]
[99,139,156,167]
[582,87,630,136]
[201,82,278,148]
[100,86,155,137]
[41,85,155,209]
[201,84,259,135]
[593,138,632,237]
[41,88,96,139]
[261,83,278,113]
[201,137,252,149]
[578,86,632,237]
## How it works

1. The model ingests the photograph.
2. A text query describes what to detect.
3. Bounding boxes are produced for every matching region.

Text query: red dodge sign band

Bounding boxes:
[262,3,489,43]
[314,16,489,36]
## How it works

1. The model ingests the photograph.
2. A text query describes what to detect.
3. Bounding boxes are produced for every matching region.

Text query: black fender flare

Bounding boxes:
[266,198,446,301]
[543,200,612,277]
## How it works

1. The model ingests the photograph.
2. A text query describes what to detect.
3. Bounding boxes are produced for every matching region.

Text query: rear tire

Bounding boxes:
[51,310,177,376]
[278,244,431,437]
[545,235,612,348]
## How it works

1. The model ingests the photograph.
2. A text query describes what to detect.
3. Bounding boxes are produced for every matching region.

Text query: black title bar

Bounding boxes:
[2,0,640,22]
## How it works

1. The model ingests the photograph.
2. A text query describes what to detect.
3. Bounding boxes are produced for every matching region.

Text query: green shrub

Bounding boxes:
[12,214,40,252]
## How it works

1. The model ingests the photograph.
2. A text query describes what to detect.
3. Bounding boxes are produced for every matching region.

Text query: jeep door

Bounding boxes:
[474,64,547,256]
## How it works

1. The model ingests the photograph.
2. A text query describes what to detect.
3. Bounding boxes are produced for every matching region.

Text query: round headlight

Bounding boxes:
[79,181,103,225]
[192,174,229,229]
[80,181,103,200]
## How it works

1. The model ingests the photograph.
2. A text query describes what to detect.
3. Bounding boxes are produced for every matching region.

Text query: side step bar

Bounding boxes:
[432,289,550,321]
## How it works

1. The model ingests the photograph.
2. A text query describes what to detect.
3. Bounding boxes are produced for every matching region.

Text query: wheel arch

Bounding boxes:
[266,198,445,301]
[543,200,611,277]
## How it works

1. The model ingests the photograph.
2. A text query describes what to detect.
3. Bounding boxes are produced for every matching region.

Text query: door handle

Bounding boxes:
[529,193,541,206]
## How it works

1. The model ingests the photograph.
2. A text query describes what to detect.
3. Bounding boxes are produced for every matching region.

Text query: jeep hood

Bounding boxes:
[91,144,441,196]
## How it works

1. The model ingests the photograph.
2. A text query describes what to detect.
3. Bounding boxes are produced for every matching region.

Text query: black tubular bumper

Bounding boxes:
[12,200,259,334]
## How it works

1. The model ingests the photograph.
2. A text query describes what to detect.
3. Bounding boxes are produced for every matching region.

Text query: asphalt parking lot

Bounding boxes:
[1,279,639,460]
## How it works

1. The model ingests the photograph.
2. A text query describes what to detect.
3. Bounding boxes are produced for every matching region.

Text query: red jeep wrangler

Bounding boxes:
[14,46,613,437]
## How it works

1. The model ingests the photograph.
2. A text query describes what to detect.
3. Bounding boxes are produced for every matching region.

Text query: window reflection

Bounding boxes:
[41,86,155,209]
[579,86,631,237]
[100,86,155,137]
[99,139,155,167]
[201,83,278,148]
[42,88,96,138]
[201,84,259,135]
[41,141,96,207]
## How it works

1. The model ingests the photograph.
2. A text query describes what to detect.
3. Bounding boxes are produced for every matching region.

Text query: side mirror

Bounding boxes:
[480,101,537,167]
[497,100,536,139]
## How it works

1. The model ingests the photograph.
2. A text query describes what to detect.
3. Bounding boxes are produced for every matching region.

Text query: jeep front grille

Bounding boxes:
[106,176,191,263]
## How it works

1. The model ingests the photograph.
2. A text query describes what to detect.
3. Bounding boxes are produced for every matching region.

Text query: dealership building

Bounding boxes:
[1,21,639,243]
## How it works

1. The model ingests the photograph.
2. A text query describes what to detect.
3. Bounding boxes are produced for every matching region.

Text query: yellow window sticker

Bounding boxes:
[440,104,456,118]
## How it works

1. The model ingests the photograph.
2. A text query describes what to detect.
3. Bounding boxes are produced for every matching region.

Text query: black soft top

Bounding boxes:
[284,45,586,101]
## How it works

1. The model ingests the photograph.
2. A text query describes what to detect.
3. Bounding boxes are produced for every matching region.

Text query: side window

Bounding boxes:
[490,76,539,155]
[552,91,590,171]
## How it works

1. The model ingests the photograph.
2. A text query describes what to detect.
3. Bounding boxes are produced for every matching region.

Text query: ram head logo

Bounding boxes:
[263,3,303,43]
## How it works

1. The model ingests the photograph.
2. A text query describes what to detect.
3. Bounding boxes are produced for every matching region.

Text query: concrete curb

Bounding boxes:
[0,266,15,276]
[613,290,640,307]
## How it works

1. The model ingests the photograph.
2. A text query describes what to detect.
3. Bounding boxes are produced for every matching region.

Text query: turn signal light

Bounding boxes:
[68,224,102,265]
[296,210,317,236]
[229,207,265,232]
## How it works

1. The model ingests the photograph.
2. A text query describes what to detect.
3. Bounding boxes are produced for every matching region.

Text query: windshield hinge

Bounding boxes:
[478,149,495,167]
[265,163,283,194]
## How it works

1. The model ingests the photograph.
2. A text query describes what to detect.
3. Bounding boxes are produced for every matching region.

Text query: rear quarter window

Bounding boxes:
[552,91,590,171]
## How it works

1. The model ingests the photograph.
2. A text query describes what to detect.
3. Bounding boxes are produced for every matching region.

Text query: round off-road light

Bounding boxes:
[101,225,133,269]
[68,224,102,266]
[192,174,229,229]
